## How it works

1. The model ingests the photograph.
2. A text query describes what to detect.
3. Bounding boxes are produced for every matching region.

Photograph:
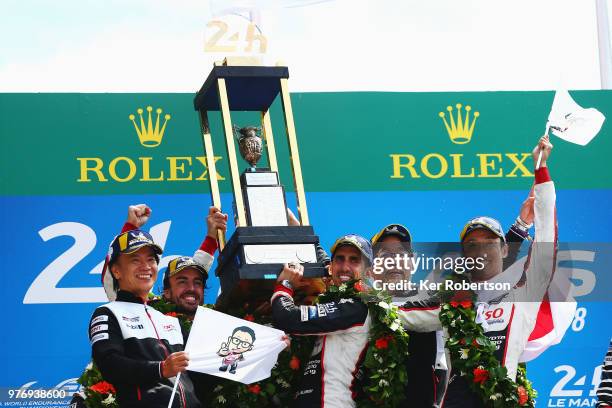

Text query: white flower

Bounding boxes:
[102,394,115,405]
[389,322,399,332]
[339,284,347,292]
[85,362,93,371]
[378,301,390,310]
[377,356,384,364]
[459,348,469,359]
[490,393,502,400]
[378,379,390,387]
[217,395,227,404]
[450,320,456,327]
[213,385,223,392]
[276,378,290,389]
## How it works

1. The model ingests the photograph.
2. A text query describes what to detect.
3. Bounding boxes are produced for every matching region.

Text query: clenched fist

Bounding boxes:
[126,204,151,228]
[206,206,228,239]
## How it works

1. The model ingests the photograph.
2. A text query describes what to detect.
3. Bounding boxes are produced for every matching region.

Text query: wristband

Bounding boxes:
[515,216,533,231]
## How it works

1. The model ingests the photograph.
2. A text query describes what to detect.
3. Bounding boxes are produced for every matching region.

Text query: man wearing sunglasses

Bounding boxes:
[396,136,556,408]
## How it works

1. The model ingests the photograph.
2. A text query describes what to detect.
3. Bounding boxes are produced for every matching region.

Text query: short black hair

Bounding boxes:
[232,326,256,342]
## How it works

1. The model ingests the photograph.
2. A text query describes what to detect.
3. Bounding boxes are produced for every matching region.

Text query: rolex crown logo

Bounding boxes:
[129,106,171,148]
[438,103,479,144]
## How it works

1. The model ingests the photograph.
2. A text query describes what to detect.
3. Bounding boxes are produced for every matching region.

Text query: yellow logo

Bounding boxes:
[439,103,479,144]
[129,106,171,148]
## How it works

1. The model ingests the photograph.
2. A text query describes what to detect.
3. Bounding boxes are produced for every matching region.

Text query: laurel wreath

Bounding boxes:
[318,280,411,408]
[438,273,537,407]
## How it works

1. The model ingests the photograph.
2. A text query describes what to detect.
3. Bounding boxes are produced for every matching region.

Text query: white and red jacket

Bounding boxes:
[271,286,371,408]
[398,167,557,405]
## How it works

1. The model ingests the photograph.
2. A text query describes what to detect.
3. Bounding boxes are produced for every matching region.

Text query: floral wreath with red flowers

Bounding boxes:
[318,279,411,408]
[438,273,537,408]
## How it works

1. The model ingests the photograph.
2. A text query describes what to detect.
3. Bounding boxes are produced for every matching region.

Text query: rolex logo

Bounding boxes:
[438,104,479,145]
[129,106,171,147]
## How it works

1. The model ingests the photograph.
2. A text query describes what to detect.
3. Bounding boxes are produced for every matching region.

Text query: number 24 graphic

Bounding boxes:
[23,221,175,304]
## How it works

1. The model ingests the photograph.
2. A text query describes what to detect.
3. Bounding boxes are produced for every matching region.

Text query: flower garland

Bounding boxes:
[318,280,411,408]
[77,362,118,408]
[438,273,536,407]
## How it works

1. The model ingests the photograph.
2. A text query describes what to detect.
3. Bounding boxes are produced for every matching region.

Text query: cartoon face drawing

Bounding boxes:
[217,326,256,374]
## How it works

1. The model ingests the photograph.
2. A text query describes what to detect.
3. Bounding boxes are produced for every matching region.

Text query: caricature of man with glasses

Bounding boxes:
[217,326,256,374]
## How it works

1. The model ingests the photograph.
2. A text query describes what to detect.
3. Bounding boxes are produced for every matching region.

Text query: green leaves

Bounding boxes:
[439,274,535,408]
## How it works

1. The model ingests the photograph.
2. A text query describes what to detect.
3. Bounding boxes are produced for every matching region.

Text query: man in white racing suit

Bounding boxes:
[398,136,557,407]
[271,234,374,408]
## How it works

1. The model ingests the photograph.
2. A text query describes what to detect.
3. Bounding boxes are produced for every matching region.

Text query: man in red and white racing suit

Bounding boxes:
[398,136,557,407]
[271,234,374,408]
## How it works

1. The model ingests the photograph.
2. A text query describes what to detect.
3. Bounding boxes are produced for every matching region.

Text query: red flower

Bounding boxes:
[247,384,261,394]
[450,290,473,308]
[289,356,300,370]
[244,314,255,322]
[165,312,178,317]
[375,337,389,349]
[90,381,116,394]
[459,339,466,345]
[450,299,473,309]
[354,280,365,292]
[517,386,529,405]
[472,368,489,385]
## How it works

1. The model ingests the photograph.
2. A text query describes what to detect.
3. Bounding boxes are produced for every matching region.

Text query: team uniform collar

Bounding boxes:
[116,290,148,304]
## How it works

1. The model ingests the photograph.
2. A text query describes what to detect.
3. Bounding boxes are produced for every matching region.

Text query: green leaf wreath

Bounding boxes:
[319,280,411,408]
[438,273,537,407]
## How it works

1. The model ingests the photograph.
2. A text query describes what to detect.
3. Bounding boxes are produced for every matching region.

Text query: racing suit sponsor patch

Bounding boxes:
[90,315,108,326]
[300,305,318,321]
[90,333,109,345]
[90,324,108,336]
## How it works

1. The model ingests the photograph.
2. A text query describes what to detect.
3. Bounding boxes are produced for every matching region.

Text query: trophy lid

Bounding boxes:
[194,65,289,112]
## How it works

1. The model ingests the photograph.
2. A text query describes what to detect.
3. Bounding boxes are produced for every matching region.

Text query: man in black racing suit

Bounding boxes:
[89,229,202,408]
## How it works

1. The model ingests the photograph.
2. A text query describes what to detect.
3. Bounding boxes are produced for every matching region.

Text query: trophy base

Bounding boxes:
[214,226,327,311]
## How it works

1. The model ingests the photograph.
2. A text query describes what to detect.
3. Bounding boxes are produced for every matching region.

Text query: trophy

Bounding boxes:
[193,59,327,310]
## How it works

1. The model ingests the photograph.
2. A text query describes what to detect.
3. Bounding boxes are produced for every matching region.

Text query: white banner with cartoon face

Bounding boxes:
[185,307,287,384]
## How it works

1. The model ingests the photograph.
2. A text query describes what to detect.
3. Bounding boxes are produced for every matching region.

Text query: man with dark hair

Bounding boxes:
[370,197,534,407]
[82,204,229,408]
[162,256,208,321]
[271,234,373,408]
[397,136,556,408]
[89,229,202,408]
[102,204,226,302]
